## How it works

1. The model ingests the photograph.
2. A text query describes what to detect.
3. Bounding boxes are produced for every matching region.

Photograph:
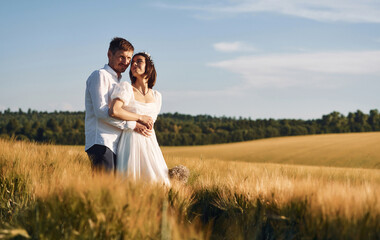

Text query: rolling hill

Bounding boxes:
[162,132,380,169]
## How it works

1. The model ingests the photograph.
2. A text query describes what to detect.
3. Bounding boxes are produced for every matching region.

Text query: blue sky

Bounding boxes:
[1,0,380,119]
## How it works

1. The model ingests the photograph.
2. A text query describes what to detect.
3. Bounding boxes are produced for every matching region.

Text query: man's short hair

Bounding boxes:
[109,37,134,54]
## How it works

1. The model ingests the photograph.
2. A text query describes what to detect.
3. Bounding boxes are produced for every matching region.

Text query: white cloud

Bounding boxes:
[162,88,240,98]
[47,102,78,111]
[61,103,76,111]
[208,51,380,88]
[213,41,256,52]
[156,0,380,23]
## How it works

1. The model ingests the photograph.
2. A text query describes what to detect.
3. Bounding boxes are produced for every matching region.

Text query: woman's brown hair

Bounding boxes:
[129,52,157,88]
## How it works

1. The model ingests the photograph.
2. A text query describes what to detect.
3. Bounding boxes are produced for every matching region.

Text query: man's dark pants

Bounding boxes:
[86,144,116,172]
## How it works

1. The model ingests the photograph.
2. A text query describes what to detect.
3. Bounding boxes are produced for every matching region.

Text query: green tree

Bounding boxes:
[368,109,380,131]
[321,111,348,133]
[353,110,371,132]
[6,119,20,135]
[47,118,61,132]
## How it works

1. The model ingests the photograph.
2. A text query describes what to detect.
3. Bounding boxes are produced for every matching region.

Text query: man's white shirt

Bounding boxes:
[85,64,136,153]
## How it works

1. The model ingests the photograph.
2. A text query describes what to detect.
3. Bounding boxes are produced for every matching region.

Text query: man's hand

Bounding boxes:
[138,115,153,130]
[134,122,152,137]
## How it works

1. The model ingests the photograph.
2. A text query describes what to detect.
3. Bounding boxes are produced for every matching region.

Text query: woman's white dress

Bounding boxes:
[111,82,170,185]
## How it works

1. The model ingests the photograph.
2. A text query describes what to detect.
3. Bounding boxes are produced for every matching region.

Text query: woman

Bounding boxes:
[109,52,170,185]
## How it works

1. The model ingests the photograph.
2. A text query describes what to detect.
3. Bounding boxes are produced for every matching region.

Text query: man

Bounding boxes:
[85,37,151,172]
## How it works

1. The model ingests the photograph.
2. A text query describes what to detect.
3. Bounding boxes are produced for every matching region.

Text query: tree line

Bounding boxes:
[0,108,379,146]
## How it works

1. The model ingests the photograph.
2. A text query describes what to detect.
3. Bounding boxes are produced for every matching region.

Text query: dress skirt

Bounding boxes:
[117,128,170,186]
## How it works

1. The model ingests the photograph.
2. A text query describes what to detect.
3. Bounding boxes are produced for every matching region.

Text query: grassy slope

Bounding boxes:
[162,132,380,169]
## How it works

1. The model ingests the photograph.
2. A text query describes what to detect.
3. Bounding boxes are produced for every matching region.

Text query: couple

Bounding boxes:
[84,37,170,186]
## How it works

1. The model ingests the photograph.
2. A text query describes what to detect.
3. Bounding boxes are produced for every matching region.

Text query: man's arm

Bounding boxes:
[87,70,135,130]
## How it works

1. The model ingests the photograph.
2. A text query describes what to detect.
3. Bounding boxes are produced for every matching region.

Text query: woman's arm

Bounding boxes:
[109,98,153,129]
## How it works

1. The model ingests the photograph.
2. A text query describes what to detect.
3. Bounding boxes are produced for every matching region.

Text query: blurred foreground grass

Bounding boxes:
[1,137,379,239]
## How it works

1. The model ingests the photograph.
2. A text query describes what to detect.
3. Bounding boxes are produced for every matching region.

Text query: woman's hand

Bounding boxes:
[138,115,154,130]
[134,122,152,137]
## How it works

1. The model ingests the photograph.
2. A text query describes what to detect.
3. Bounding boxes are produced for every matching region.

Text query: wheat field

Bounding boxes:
[1,133,380,239]
[163,132,380,169]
